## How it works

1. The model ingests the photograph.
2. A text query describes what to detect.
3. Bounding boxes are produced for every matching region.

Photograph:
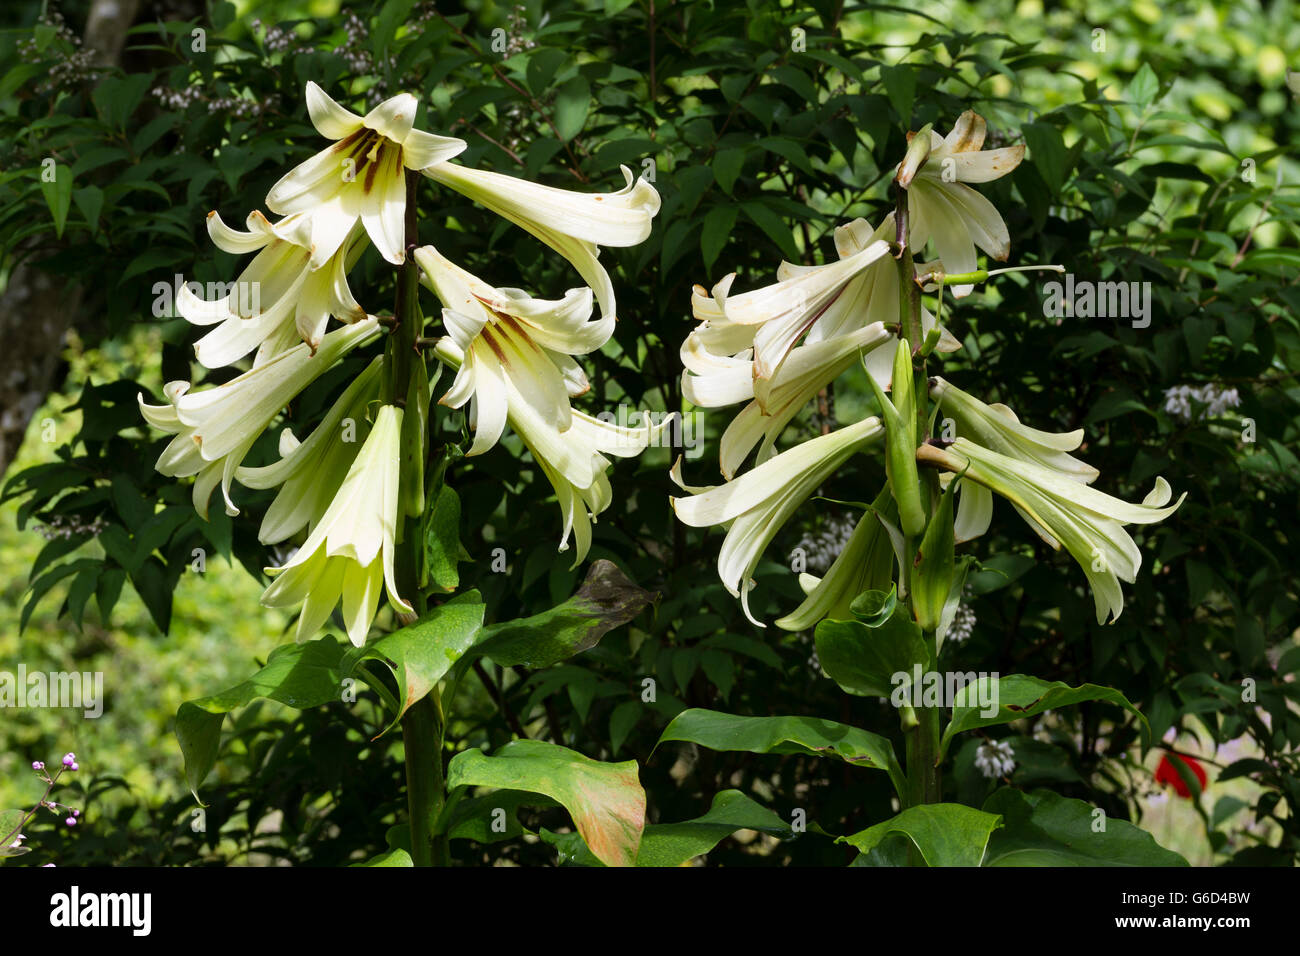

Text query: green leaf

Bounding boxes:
[72,185,103,234]
[175,637,347,800]
[342,595,486,737]
[1022,121,1069,194]
[634,790,792,866]
[0,810,30,857]
[424,484,462,592]
[526,48,568,95]
[39,164,72,238]
[353,825,413,866]
[474,559,655,669]
[541,790,792,866]
[700,205,739,274]
[841,803,1002,866]
[814,607,929,699]
[656,709,903,794]
[1129,63,1160,113]
[609,699,640,755]
[982,788,1188,866]
[742,200,801,261]
[91,73,152,130]
[880,64,916,122]
[941,675,1146,758]
[713,147,746,195]
[446,790,555,844]
[447,739,645,867]
[553,76,591,141]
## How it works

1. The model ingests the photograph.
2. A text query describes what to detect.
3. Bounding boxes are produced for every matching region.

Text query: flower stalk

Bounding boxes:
[383,172,448,867]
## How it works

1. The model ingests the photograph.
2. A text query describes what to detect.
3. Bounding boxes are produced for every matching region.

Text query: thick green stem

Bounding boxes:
[401,691,448,866]
[903,698,941,808]
[895,184,942,836]
[384,172,448,865]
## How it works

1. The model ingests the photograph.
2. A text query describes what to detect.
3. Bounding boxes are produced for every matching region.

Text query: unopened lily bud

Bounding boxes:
[913,477,956,632]
[895,124,934,189]
[868,339,926,538]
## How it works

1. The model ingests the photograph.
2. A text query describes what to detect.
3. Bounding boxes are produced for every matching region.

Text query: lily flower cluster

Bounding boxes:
[141,83,660,645]
[673,111,1182,630]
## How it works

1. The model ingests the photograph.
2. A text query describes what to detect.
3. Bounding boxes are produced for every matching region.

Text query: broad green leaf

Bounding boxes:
[982,789,1188,866]
[446,790,558,844]
[657,709,903,795]
[353,825,413,867]
[473,559,655,669]
[355,847,413,866]
[841,803,1002,866]
[447,739,645,867]
[541,790,793,866]
[526,48,568,95]
[633,790,792,866]
[342,594,486,737]
[941,675,1145,758]
[814,607,929,699]
[175,637,347,800]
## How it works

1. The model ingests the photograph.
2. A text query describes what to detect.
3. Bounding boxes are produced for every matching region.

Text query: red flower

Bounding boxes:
[1154,752,1207,798]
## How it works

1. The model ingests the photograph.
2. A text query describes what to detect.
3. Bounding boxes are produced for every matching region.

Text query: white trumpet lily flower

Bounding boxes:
[671,418,885,625]
[896,111,1025,297]
[266,82,467,267]
[683,322,892,478]
[931,377,1099,484]
[691,236,891,382]
[919,438,1184,624]
[417,246,663,565]
[424,162,660,320]
[179,210,369,367]
[260,403,412,645]
[414,244,610,455]
[236,357,383,545]
[690,214,959,385]
[138,317,380,519]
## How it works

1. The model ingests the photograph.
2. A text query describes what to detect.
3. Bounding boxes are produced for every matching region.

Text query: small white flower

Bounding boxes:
[1163,384,1241,423]
[975,740,1016,779]
[946,601,977,644]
